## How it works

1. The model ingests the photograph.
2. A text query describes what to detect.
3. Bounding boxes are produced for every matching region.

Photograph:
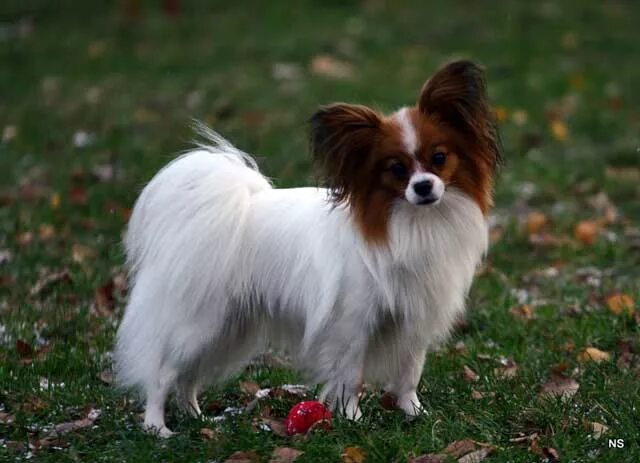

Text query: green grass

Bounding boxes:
[1,1,639,461]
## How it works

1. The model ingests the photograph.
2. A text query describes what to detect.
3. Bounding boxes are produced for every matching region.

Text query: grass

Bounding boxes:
[1,0,639,461]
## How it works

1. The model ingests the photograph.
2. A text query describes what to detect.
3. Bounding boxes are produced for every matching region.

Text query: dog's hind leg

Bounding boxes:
[143,364,178,438]
[176,369,201,418]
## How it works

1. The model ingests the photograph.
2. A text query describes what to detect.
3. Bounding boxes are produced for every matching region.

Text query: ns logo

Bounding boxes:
[608,439,624,449]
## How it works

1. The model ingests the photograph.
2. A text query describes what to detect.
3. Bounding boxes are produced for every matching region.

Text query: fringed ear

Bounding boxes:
[418,60,502,171]
[309,103,381,204]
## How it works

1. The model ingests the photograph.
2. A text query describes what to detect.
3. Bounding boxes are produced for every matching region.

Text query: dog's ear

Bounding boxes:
[310,103,382,204]
[418,60,501,171]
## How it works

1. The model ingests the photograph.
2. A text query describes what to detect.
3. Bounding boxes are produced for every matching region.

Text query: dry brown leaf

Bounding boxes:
[509,432,539,444]
[605,166,640,182]
[510,305,533,321]
[269,447,304,463]
[463,365,480,383]
[379,391,397,410]
[574,221,600,245]
[408,455,444,463]
[94,280,115,316]
[17,231,34,246]
[442,439,477,459]
[16,339,34,357]
[550,120,569,141]
[69,186,89,205]
[606,294,635,315]
[72,243,96,263]
[471,390,495,400]
[577,347,611,363]
[341,446,366,463]
[260,417,288,437]
[240,380,261,396]
[29,269,72,297]
[98,369,113,384]
[225,451,260,463]
[0,411,16,424]
[494,106,508,123]
[539,374,579,400]
[311,55,355,80]
[585,421,609,439]
[39,224,56,241]
[525,211,547,235]
[458,448,493,463]
[200,427,219,440]
[494,358,518,379]
[47,409,100,438]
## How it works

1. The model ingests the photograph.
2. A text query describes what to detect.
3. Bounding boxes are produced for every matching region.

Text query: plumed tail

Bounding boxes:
[115,127,271,393]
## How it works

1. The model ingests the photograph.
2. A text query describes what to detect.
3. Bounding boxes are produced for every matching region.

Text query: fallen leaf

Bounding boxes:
[16,339,34,357]
[458,448,493,463]
[509,432,539,444]
[260,417,288,437]
[605,166,640,182]
[442,439,477,459]
[408,455,444,463]
[0,411,16,423]
[98,369,113,384]
[471,390,495,400]
[200,427,219,439]
[550,120,569,141]
[494,106,508,123]
[69,186,89,205]
[39,224,56,241]
[606,294,635,315]
[512,109,529,126]
[453,340,469,355]
[269,447,304,463]
[585,421,609,439]
[2,124,17,142]
[341,446,366,463]
[494,358,518,379]
[50,193,61,209]
[93,280,115,316]
[17,231,34,246]
[240,380,261,396]
[539,374,579,400]
[224,451,260,463]
[47,408,101,438]
[577,347,611,363]
[525,211,547,235]
[379,391,397,410]
[463,365,480,383]
[72,243,96,263]
[574,221,599,245]
[29,269,72,297]
[510,304,533,321]
[311,55,355,80]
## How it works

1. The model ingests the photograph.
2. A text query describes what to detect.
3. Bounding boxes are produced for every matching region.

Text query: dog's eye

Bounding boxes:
[432,152,446,167]
[389,162,408,179]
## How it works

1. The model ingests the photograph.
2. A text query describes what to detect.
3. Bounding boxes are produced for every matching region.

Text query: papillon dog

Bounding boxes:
[115,60,501,437]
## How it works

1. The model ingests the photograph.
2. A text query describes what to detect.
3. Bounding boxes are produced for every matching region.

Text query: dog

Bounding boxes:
[115,60,501,437]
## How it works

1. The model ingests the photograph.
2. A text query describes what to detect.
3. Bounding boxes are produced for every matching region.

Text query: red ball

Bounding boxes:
[285,401,332,435]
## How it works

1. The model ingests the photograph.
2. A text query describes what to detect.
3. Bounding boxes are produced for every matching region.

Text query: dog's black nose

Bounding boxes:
[413,180,433,197]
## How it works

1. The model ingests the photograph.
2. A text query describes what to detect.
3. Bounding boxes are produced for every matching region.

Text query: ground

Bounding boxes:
[0,1,639,462]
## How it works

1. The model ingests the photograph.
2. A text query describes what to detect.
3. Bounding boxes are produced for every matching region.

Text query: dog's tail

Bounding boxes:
[115,125,271,393]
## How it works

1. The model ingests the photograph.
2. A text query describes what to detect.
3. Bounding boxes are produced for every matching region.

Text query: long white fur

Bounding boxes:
[115,130,488,436]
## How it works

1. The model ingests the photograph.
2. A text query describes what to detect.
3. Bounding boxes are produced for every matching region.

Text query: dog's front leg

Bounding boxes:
[316,331,367,421]
[386,345,427,417]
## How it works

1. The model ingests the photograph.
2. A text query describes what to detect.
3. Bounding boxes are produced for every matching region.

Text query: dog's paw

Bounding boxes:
[143,423,176,439]
[396,392,424,418]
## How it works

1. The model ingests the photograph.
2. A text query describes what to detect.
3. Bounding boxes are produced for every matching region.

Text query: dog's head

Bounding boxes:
[310,60,501,243]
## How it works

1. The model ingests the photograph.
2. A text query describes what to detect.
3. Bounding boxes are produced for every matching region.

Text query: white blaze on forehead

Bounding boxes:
[394,107,418,155]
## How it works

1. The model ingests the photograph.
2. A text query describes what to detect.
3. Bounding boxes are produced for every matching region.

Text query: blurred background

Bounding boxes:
[1,1,639,461]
